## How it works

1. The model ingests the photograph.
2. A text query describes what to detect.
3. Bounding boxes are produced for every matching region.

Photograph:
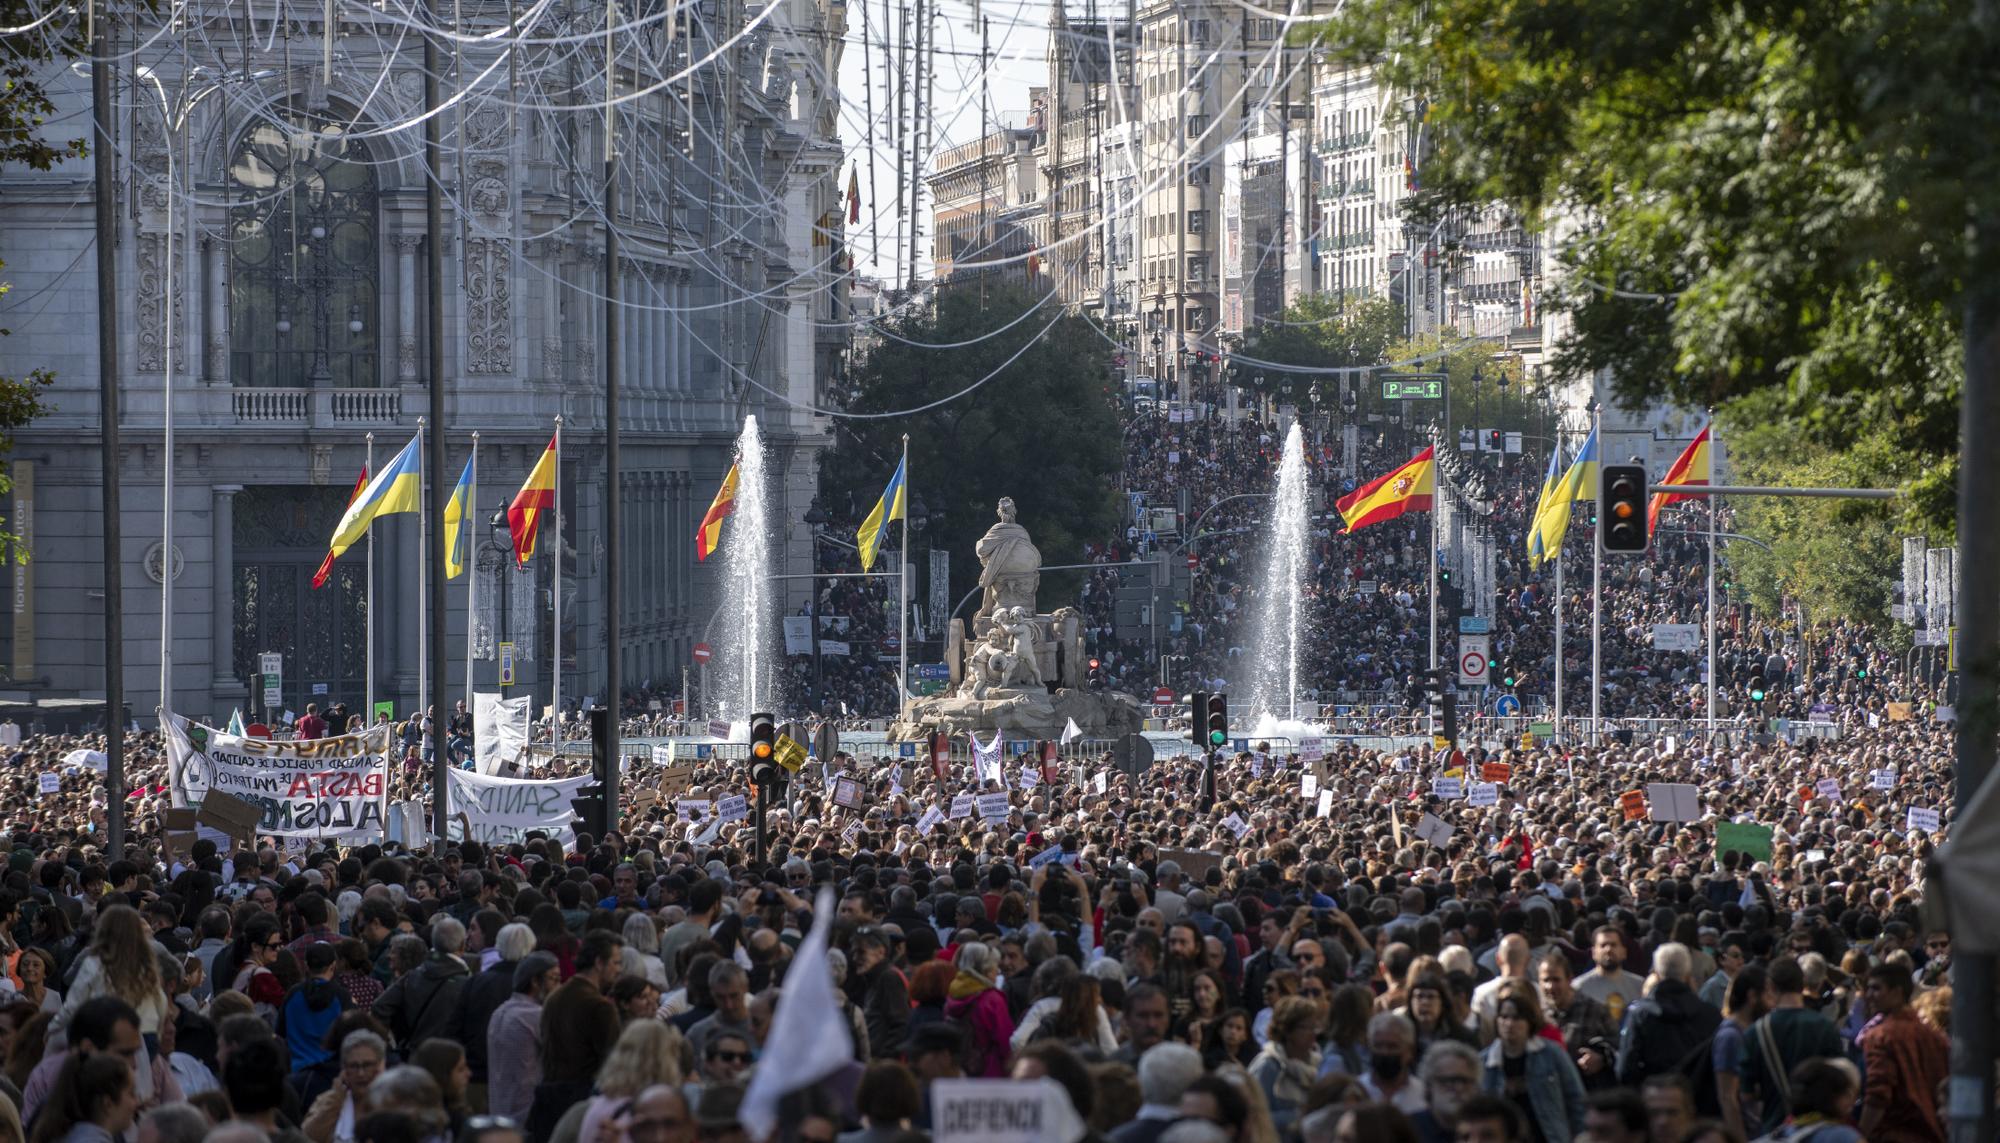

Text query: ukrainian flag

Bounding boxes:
[326,433,423,559]
[1526,447,1564,565]
[444,453,476,579]
[856,457,907,572]
[1528,426,1598,566]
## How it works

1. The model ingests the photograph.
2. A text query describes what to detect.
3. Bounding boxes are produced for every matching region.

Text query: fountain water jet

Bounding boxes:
[712,416,780,720]
[1241,423,1313,723]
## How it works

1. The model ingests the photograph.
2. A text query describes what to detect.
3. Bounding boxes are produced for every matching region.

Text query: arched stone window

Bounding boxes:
[228,103,380,387]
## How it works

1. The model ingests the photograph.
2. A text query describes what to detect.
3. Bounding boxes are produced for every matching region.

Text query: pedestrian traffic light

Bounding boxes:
[1189,690,1209,749]
[748,711,779,788]
[1204,693,1229,750]
[1598,464,1650,554]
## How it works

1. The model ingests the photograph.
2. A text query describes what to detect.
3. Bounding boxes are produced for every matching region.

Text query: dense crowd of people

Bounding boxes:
[0,677,1963,1143]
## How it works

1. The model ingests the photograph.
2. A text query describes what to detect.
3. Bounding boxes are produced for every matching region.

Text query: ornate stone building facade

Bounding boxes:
[0,0,849,721]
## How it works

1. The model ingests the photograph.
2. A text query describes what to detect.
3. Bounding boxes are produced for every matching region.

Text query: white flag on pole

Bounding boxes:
[740,888,854,1140]
[970,730,1003,784]
[1060,717,1083,746]
[473,693,531,775]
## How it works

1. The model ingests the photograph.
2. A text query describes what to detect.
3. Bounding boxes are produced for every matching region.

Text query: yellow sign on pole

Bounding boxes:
[1433,735,1452,753]
[772,733,807,773]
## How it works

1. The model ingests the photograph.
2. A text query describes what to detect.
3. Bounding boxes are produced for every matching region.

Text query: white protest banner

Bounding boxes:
[676,799,711,822]
[1028,845,1067,869]
[1092,772,1109,795]
[1316,789,1335,818]
[1433,777,1463,800]
[1300,738,1326,763]
[693,816,723,845]
[976,792,1011,823]
[840,819,862,847]
[915,804,945,835]
[716,795,750,824]
[651,744,676,767]
[444,768,594,845]
[165,714,390,837]
[1301,773,1319,799]
[473,692,531,775]
[1250,756,1265,779]
[61,749,107,773]
[1467,783,1499,808]
[1815,778,1842,803]
[37,773,58,795]
[931,1077,1087,1143]
[970,731,1003,785]
[1871,768,1898,791]
[1652,623,1700,652]
[1222,813,1250,838]
[706,720,731,739]
[1018,767,1038,790]
[820,640,851,657]
[1647,783,1702,822]
[949,794,975,820]
[1414,812,1453,849]
[1906,806,1942,835]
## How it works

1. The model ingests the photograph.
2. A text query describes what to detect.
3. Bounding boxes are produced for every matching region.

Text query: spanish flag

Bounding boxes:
[444,453,476,579]
[1647,424,1711,536]
[325,434,422,560]
[856,457,907,572]
[312,464,369,589]
[1336,446,1435,532]
[696,463,739,562]
[508,435,558,565]
[1527,427,1598,566]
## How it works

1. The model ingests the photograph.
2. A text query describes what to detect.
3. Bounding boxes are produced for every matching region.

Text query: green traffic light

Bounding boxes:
[1210,730,1225,745]
[1751,688,1766,701]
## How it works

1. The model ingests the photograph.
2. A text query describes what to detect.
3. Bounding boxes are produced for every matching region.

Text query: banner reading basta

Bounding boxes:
[165,713,391,838]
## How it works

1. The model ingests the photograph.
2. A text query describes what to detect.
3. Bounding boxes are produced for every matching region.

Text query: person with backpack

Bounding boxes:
[277,944,345,1079]
[1740,957,1846,1138]
[1614,943,1721,1089]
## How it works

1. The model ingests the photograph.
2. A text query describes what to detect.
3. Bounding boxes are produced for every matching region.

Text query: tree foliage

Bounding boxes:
[1319,0,1989,536]
[819,284,1124,608]
[1721,391,1918,631]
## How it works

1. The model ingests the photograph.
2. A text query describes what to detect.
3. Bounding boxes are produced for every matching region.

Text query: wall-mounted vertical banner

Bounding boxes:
[11,460,31,679]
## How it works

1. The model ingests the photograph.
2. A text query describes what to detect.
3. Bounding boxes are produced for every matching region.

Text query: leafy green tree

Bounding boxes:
[1720,393,1918,631]
[1320,0,1987,536]
[1233,296,1403,412]
[819,284,1123,611]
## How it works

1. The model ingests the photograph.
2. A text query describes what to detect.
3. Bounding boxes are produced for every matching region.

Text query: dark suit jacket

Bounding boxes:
[539,975,619,1084]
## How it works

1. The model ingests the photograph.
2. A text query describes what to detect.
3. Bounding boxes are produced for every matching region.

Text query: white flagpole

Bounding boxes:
[1706,412,1718,740]
[898,433,910,719]
[552,414,563,751]
[1428,432,1439,736]
[465,432,478,715]
[366,432,375,727]
[1590,405,1602,745]
[1553,427,1564,746]
[417,418,428,728]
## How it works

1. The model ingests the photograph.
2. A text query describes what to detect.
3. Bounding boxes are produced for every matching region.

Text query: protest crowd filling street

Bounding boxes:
[0,412,1963,1143]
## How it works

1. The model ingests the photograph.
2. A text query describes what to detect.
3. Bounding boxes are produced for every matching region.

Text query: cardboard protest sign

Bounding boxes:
[1414,812,1453,849]
[1467,783,1499,808]
[1481,762,1512,783]
[832,777,865,809]
[1715,821,1774,864]
[1646,783,1700,822]
[1619,789,1648,822]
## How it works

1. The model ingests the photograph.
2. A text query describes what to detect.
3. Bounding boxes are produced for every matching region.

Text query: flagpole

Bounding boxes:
[1590,405,1602,745]
[1706,411,1718,741]
[1428,430,1439,713]
[1554,529,1565,746]
[466,432,478,716]
[418,417,428,728]
[366,432,375,728]
[898,433,910,720]
[552,414,563,751]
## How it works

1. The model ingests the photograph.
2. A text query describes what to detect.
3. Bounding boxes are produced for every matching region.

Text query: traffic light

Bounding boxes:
[1501,661,1519,689]
[1203,693,1230,750]
[1438,569,1464,620]
[1189,690,1209,749]
[1487,429,1504,453]
[1088,658,1106,691]
[748,711,779,788]
[1748,676,1767,703]
[1423,667,1459,744]
[572,707,612,838]
[1599,464,1650,553]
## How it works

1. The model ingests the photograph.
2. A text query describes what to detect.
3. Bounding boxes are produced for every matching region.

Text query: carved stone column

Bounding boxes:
[395,236,422,382]
[209,485,244,701]
[203,240,228,383]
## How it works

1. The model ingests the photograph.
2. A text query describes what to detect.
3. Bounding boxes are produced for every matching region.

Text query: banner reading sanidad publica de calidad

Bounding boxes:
[164,713,391,838]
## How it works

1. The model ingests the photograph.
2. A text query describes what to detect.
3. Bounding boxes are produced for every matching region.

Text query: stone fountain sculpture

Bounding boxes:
[891,498,1144,741]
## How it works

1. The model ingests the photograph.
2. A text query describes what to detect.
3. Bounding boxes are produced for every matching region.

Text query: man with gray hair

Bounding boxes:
[453,921,536,1109]
[1408,1040,1482,1143]
[1614,942,1720,1088]
[1109,1042,1203,1143]
[135,1103,209,1143]
[1152,861,1187,924]
[1360,1010,1425,1114]
[371,918,470,1049]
